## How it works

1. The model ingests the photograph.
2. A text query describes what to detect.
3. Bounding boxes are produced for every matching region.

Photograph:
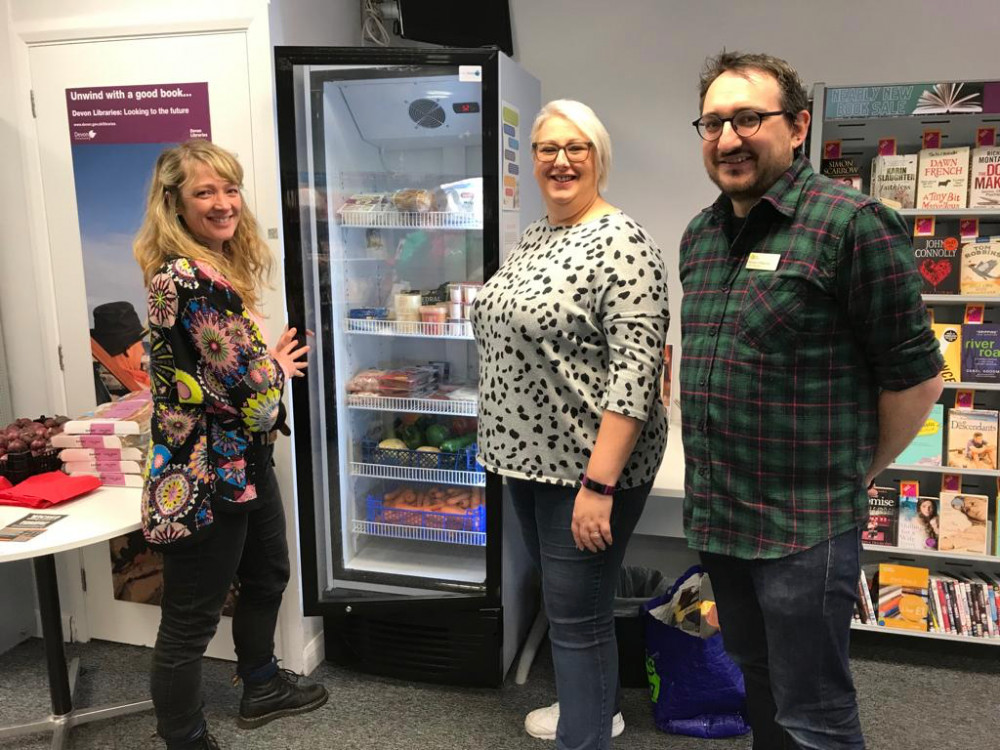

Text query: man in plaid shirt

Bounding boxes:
[681,51,943,749]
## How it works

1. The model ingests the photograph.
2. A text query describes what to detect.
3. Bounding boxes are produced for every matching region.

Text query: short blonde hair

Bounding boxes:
[133,140,272,314]
[530,99,612,193]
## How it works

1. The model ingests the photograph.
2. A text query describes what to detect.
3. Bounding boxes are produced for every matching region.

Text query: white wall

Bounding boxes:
[270,0,360,46]
[0,0,53,418]
[509,0,1000,363]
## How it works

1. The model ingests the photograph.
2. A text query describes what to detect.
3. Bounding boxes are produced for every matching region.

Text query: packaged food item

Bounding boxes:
[419,305,448,335]
[462,283,482,305]
[338,193,388,212]
[428,361,451,384]
[394,292,422,322]
[348,307,389,320]
[392,189,436,213]
[346,369,384,394]
[462,303,475,320]
[448,283,464,304]
[50,433,149,450]
[58,447,145,463]
[61,470,144,488]
[377,366,438,398]
[437,178,483,215]
[449,302,463,320]
[63,459,144,475]
[63,389,152,436]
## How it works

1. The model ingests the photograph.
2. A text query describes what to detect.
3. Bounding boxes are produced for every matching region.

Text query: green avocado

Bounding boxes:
[424,424,451,448]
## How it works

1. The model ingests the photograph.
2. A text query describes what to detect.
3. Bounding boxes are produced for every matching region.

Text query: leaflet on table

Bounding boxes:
[0,512,67,543]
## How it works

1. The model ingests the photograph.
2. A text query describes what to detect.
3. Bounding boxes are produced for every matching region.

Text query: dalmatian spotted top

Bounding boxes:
[471,211,669,489]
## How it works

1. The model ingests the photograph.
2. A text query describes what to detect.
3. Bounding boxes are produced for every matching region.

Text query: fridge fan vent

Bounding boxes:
[408,98,446,129]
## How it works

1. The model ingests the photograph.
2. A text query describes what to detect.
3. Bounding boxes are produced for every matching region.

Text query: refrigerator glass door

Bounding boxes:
[282,57,498,607]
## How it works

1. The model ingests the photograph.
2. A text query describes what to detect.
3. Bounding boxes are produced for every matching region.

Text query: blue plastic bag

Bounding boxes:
[642,565,750,738]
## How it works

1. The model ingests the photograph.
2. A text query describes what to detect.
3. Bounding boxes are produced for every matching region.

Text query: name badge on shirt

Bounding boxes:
[745,252,781,271]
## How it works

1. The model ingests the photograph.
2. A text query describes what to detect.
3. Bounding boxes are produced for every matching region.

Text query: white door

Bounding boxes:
[28,31,260,657]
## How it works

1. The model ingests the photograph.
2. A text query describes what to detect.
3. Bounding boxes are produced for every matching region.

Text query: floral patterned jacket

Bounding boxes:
[141,258,286,547]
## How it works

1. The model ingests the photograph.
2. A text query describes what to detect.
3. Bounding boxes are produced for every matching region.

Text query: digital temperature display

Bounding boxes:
[452,102,480,114]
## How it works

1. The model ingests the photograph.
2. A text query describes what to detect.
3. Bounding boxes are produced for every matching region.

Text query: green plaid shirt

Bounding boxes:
[679,157,943,559]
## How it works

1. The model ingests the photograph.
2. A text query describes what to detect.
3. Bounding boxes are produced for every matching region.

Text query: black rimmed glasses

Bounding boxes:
[692,110,791,141]
[532,141,594,163]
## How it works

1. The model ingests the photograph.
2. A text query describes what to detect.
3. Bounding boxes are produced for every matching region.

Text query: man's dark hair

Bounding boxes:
[699,50,809,117]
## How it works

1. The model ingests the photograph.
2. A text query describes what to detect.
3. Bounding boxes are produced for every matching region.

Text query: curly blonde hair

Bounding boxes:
[133,140,272,313]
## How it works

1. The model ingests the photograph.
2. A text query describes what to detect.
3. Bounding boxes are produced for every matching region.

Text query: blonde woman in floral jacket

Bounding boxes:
[134,140,325,750]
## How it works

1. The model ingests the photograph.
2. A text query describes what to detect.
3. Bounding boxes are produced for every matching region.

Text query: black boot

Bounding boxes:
[166,730,221,749]
[237,667,329,729]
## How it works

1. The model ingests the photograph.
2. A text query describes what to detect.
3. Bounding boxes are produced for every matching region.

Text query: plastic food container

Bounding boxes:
[419,304,448,335]
[394,292,422,322]
[462,283,482,305]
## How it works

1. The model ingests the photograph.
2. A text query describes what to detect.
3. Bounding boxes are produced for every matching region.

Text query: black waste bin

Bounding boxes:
[614,566,669,688]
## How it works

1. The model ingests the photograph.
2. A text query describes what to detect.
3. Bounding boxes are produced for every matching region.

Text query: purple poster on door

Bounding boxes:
[66,81,212,329]
[66,82,210,144]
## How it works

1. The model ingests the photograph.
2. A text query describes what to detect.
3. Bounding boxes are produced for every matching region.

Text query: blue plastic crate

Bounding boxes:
[361,439,483,474]
[366,492,486,535]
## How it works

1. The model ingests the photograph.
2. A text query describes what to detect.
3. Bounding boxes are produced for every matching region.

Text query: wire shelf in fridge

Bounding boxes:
[352,519,486,546]
[351,462,486,487]
[337,208,483,230]
[346,318,474,339]
[347,395,478,416]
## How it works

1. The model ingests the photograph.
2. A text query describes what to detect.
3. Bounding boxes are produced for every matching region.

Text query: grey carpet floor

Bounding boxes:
[1,634,998,749]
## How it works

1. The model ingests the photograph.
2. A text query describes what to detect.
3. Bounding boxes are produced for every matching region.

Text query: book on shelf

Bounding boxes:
[916,146,970,209]
[859,569,877,624]
[975,571,1000,637]
[913,233,961,294]
[938,491,991,555]
[898,495,940,551]
[821,157,862,191]
[961,324,1000,383]
[960,239,1000,295]
[877,563,930,632]
[895,403,943,467]
[930,578,953,634]
[932,323,961,383]
[870,153,917,208]
[946,408,999,469]
[969,145,1000,208]
[863,486,899,546]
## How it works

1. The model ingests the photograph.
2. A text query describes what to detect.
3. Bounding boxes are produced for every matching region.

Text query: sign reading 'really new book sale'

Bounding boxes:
[825,81,1000,119]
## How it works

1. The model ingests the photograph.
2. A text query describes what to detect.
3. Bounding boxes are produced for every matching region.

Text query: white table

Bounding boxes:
[0,486,153,748]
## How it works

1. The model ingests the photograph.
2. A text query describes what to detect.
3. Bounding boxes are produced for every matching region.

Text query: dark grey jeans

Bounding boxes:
[508,477,651,750]
[699,527,865,750]
[151,459,290,745]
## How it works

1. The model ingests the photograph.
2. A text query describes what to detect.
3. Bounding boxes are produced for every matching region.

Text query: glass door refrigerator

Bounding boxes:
[274,47,541,687]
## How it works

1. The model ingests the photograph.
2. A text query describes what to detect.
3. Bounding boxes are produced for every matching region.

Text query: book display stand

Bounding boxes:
[812,79,1000,644]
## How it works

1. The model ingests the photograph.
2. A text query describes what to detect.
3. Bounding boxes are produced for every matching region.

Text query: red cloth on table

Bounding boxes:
[0,471,101,509]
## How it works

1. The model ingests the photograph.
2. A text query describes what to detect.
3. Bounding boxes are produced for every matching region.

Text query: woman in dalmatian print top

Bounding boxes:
[134,140,325,749]
[472,100,668,749]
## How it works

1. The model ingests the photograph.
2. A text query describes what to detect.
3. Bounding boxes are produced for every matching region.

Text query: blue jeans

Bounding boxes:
[151,458,290,745]
[508,477,651,750]
[699,528,865,750]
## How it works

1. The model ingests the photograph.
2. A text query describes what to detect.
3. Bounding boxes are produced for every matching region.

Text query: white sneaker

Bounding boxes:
[524,702,624,740]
